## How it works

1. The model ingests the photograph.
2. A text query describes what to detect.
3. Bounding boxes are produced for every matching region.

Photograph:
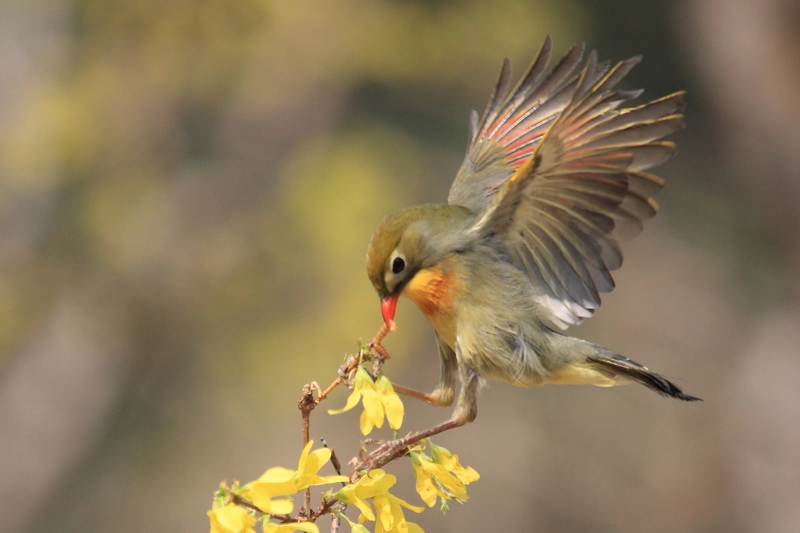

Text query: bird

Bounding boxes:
[365,36,700,437]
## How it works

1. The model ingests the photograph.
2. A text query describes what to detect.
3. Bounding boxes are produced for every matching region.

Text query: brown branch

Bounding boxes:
[315,323,394,407]
[258,324,401,530]
[315,376,343,405]
[229,493,265,514]
[352,419,463,478]
[298,384,316,515]
[310,496,340,521]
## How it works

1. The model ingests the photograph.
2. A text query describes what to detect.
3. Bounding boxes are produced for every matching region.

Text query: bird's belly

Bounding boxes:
[425,310,458,349]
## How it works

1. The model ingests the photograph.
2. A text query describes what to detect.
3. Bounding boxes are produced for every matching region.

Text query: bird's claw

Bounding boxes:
[355,437,410,473]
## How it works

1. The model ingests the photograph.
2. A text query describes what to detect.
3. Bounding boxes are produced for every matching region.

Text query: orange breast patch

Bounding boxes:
[402,259,463,318]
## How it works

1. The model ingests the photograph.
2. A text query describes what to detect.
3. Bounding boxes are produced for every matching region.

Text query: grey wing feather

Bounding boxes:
[470,52,686,329]
[448,36,587,211]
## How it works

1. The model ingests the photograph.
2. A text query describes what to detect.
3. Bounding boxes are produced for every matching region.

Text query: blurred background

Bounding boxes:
[1,0,799,531]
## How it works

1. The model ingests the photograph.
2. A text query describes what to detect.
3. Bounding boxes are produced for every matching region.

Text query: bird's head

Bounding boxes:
[366,204,473,329]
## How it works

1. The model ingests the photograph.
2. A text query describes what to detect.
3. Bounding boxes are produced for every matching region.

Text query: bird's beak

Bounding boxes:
[380,294,399,332]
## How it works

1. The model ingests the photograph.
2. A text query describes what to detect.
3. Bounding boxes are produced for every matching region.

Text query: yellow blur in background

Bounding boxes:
[1,0,799,532]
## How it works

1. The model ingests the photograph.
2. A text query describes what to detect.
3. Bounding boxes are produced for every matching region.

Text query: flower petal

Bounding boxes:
[381,391,404,430]
[388,493,424,514]
[258,467,297,484]
[263,522,320,533]
[333,485,375,522]
[238,484,296,512]
[360,407,374,436]
[373,495,394,532]
[407,522,425,533]
[296,441,314,474]
[327,389,361,415]
[268,499,295,515]
[414,473,439,507]
[305,448,331,475]
[288,522,320,533]
[312,474,349,485]
[361,387,385,429]
[208,504,256,533]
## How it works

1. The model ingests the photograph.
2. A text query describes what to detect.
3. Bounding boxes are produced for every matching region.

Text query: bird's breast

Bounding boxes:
[401,258,463,348]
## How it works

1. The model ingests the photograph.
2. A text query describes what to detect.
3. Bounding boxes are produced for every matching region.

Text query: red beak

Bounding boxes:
[380,294,399,332]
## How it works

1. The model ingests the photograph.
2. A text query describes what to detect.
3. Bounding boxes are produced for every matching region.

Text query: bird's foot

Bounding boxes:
[355,437,412,475]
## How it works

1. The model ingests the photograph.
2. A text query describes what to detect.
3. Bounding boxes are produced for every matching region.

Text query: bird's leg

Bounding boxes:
[354,365,479,476]
[391,383,444,406]
[429,336,458,407]
[450,363,480,424]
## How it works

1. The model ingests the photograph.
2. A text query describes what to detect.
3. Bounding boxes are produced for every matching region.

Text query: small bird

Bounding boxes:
[366,36,700,433]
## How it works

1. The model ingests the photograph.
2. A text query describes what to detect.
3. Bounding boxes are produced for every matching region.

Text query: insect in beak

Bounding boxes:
[380,294,399,332]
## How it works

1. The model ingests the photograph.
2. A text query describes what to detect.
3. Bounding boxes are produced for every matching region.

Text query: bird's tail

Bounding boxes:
[588,348,701,402]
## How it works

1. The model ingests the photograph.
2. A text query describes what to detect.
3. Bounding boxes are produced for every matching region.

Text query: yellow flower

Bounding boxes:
[237,467,296,515]
[334,470,423,533]
[329,368,384,435]
[238,441,347,514]
[208,504,256,533]
[430,443,479,485]
[329,368,405,435]
[411,454,465,506]
[376,374,404,430]
[340,513,371,533]
[410,443,479,508]
[263,522,320,533]
[373,493,424,533]
[294,440,350,491]
[333,469,393,520]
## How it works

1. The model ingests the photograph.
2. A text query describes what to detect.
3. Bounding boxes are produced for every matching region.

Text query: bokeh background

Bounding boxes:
[2,0,800,532]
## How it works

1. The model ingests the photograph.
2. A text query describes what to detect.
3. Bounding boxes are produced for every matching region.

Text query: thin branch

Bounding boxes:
[298,384,316,515]
[229,493,265,514]
[353,419,463,477]
[315,376,343,405]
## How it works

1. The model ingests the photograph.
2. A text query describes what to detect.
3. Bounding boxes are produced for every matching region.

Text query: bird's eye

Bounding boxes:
[392,256,405,274]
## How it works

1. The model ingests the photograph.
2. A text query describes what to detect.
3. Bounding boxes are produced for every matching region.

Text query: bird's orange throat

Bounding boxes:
[402,259,463,320]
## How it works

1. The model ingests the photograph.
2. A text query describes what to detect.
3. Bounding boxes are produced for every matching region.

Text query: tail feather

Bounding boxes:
[588,349,701,402]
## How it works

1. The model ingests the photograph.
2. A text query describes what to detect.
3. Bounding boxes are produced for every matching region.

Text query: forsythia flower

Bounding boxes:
[375,374,404,430]
[293,440,350,491]
[333,470,424,533]
[410,442,479,508]
[208,504,256,533]
[238,441,348,513]
[340,513,372,533]
[263,522,320,533]
[431,443,479,486]
[328,368,404,435]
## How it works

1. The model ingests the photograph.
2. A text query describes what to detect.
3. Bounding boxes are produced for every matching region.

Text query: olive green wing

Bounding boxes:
[468,51,685,329]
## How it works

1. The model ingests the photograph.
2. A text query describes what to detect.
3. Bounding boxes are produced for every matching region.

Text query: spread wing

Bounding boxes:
[468,50,686,329]
[448,36,589,211]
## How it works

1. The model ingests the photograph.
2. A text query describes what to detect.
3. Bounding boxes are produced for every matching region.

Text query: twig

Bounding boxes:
[298,384,316,514]
[229,493,265,514]
[352,419,463,478]
[237,324,401,531]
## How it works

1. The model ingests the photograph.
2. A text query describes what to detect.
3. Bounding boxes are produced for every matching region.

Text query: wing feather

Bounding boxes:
[449,37,588,210]
[467,48,685,328]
